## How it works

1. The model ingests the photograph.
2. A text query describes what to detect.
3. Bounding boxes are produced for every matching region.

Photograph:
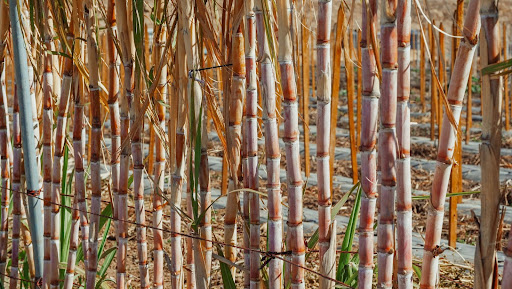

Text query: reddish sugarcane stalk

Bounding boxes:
[504,23,509,131]
[358,0,380,287]
[357,29,363,149]
[377,1,398,288]
[244,1,256,287]
[10,65,21,289]
[255,0,286,287]
[152,1,166,287]
[115,0,135,285]
[396,0,413,288]
[63,197,80,289]
[419,0,480,286]
[277,0,305,288]
[316,1,337,287]
[475,1,502,288]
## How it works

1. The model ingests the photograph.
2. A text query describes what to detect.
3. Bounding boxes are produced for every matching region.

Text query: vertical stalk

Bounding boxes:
[357,29,362,149]
[503,236,512,287]
[429,23,438,141]
[277,0,303,288]
[358,0,380,287]
[316,1,336,287]
[10,66,22,289]
[0,7,9,279]
[438,23,445,131]
[377,1,398,288]
[466,65,473,144]
[504,23,509,131]
[152,1,166,288]
[302,23,311,177]
[107,0,120,248]
[475,1,502,288]
[345,14,358,184]
[9,0,45,281]
[50,24,74,289]
[84,0,103,287]
[419,0,480,286]
[396,0,412,288]
[245,1,258,287]
[420,31,426,113]
[42,0,56,286]
[115,0,135,285]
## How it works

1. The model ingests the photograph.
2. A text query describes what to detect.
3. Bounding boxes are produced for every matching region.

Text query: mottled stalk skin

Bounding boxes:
[85,0,104,287]
[358,0,380,288]
[396,0,413,288]
[475,1,502,288]
[419,1,480,287]
[0,52,9,286]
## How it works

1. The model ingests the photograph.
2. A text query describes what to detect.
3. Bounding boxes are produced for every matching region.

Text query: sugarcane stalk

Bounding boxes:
[358,0,380,287]
[63,198,80,289]
[419,0,480,286]
[115,0,135,285]
[49,24,74,289]
[302,23,311,177]
[503,235,512,288]
[429,23,437,141]
[316,1,336,287]
[330,6,343,188]
[107,0,120,242]
[9,0,45,281]
[438,23,445,131]
[475,1,502,288]
[42,0,56,286]
[244,1,256,287]
[345,13,358,184]
[396,0,412,288]
[357,29,362,149]
[170,24,186,289]
[278,0,305,288]
[420,30,426,113]
[504,23,509,131]
[84,0,103,287]
[466,65,473,144]
[152,1,166,288]
[0,18,9,282]
[377,1,398,288]
[10,64,21,289]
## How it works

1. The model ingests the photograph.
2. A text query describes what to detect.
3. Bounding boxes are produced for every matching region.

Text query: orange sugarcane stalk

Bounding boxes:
[85,0,103,286]
[244,0,258,287]
[420,29,426,113]
[152,0,166,287]
[316,1,337,287]
[396,0,412,288]
[277,0,304,288]
[475,1,503,288]
[344,12,358,184]
[302,24,311,177]
[419,0,480,286]
[429,23,438,141]
[358,0,380,287]
[115,0,135,285]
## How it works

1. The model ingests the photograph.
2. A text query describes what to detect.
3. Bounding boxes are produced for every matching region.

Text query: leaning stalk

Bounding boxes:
[419,0,480,286]
[358,0,380,287]
[9,0,45,281]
